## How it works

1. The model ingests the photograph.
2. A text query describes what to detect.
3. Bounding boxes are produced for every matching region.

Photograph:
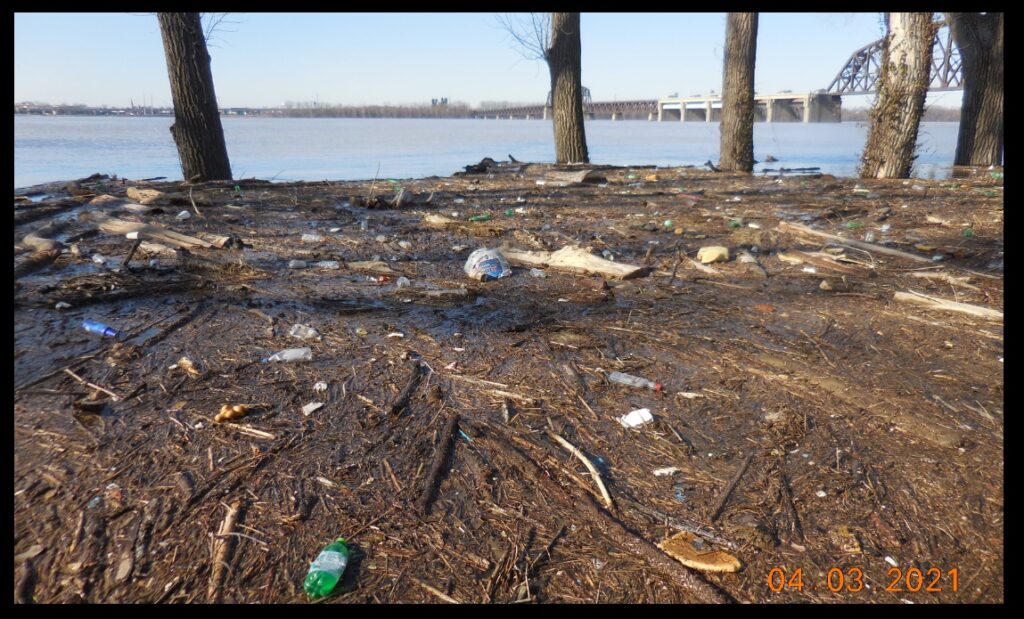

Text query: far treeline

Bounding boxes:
[155,11,1001,182]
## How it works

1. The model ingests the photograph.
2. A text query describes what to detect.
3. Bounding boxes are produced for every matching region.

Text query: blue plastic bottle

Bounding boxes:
[82,319,117,337]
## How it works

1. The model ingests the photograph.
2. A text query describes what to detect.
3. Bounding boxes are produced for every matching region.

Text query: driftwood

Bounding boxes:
[208,500,244,603]
[14,250,61,279]
[906,271,980,291]
[894,290,1003,322]
[501,246,650,280]
[126,187,165,204]
[422,213,503,237]
[709,452,754,522]
[736,250,767,279]
[549,432,613,509]
[468,424,733,604]
[542,169,607,185]
[346,260,400,275]
[416,412,459,516]
[777,249,869,276]
[778,220,933,264]
[79,211,213,249]
[20,220,71,252]
[388,360,422,416]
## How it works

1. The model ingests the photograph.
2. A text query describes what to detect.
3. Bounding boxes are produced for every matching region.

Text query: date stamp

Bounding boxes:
[767,566,959,594]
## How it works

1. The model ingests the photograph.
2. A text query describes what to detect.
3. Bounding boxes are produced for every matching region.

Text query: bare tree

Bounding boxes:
[719,13,758,173]
[500,13,589,163]
[158,12,232,182]
[860,13,938,179]
[946,12,1003,167]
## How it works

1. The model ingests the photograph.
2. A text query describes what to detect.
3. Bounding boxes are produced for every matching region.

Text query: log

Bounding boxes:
[127,187,165,204]
[79,211,213,249]
[894,290,1003,322]
[542,169,607,185]
[14,249,61,279]
[416,412,459,516]
[501,246,650,280]
[777,220,933,264]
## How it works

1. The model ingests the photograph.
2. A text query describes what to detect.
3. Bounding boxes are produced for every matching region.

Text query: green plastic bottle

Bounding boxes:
[304,538,350,600]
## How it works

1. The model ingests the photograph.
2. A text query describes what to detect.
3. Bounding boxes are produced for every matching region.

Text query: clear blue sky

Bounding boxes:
[14,12,964,110]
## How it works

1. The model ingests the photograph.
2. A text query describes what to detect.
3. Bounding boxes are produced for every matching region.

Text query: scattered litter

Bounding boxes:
[215,404,250,423]
[92,254,107,265]
[262,347,313,363]
[302,402,325,416]
[529,268,548,278]
[375,235,387,243]
[677,392,704,399]
[463,248,511,281]
[176,356,201,377]
[82,319,117,337]
[653,467,680,477]
[314,381,328,393]
[606,370,663,391]
[126,231,139,240]
[288,260,308,269]
[747,222,761,229]
[469,213,492,222]
[395,276,411,288]
[884,556,899,567]
[175,210,191,221]
[802,266,817,274]
[816,490,827,498]
[55,301,71,310]
[302,233,324,243]
[329,227,341,233]
[618,408,654,428]
[659,531,742,573]
[386,332,404,338]
[398,240,412,250]
[444,361,458,370]
[304,538,350,600]
[697,246,729,264]
[316,260,340,269]
[289,324,320,340]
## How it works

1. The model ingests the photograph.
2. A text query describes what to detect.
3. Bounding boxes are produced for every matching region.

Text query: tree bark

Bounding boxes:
[860,13,937,179]
[547,13,589,164]
[719,13,758,173]
[158,13,232,182]
[947,13,1003,166]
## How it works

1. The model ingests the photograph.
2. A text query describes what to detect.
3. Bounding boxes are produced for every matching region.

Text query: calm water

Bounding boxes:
[14,115,960,189]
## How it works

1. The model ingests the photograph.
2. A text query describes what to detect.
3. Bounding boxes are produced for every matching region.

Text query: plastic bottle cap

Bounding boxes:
[654,383,664,392]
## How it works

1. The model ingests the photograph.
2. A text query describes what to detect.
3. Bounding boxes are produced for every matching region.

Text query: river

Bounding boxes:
[14,115,960,189]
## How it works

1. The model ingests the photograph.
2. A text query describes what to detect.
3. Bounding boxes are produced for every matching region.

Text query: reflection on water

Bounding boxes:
[15,115,961,188]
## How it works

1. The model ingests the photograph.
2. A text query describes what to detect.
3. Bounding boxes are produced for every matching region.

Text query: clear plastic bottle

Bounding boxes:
[262,347,312,363]
[301,233,324,243]
[304,538,349,600]
[606,370,663,392]
[82,319,117,337]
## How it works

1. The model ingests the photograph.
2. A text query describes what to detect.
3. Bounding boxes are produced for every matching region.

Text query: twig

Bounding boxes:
[411,577,461,603]
[220,424,276,440]
[368,162,381,201]
[189,185,202,217]
[549,432,613,509]
[388,360,422,416]
[618,496,737,549]
[446,374,509,389]
[416,413,460,516]
[208,500,243,602]
[62,368,121,401]
[709,452,754,522]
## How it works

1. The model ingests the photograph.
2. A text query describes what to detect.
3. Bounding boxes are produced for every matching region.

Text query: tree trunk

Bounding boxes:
[158,13,232,182]
[860,13,937,179]
[719,13,758,173]
[947,12,1003,166]
[547,13,589,164]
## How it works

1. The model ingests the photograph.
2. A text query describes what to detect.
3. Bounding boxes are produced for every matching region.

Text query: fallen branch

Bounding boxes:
[709,452,754,522]
[485,389,538,406]
[208,500,244,603]
[894,290,1002,322]
[549,432,613,510]
[618,497,737,549]
[777,220,932,264]
[416,412,460,516]
[501,245,650,280]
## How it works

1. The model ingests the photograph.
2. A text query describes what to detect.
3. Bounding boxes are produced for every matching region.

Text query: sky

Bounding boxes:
[14,12,964,110]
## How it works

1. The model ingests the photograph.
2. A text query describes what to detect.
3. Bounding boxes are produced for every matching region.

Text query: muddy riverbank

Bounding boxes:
[14,161,1003,603]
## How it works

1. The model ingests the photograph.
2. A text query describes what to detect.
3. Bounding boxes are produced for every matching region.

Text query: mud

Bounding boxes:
[13,163,1003,603]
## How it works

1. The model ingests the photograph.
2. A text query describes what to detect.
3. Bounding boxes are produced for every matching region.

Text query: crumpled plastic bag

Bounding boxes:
[463,248,511,282]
